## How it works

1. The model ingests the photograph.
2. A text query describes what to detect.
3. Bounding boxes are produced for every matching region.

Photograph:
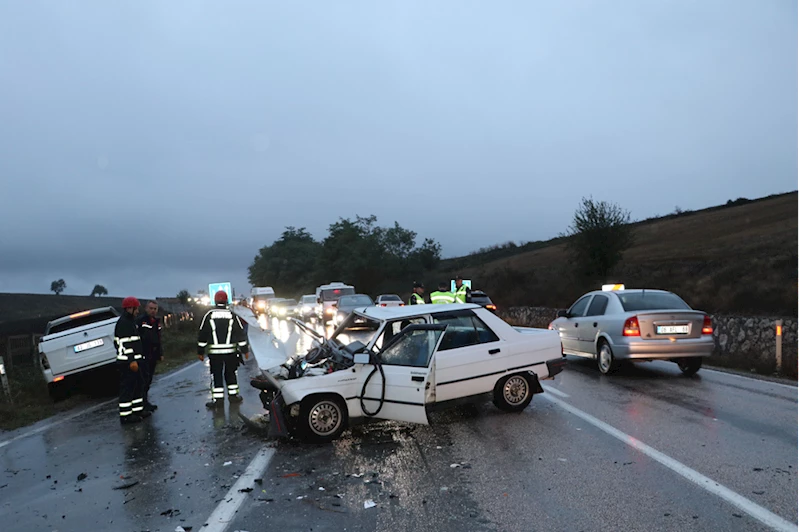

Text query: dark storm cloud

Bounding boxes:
[0,0,795,298]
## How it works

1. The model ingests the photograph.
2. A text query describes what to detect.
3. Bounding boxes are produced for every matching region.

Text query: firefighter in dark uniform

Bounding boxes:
[115,297,151,424]
[136,300,163,412]
[198,291,250,408]
[409,281,426,305]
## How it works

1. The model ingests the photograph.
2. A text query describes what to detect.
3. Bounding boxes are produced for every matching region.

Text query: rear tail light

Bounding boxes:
[623,316,640,337]
[399,303,405,306]
[53,375,65,382]
[380,304,387,307]
[702,315,713,335]
[548,322,554,330]
[486,304,497,310]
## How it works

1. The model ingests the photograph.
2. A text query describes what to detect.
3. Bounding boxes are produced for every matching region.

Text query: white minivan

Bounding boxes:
[315,282,355,323]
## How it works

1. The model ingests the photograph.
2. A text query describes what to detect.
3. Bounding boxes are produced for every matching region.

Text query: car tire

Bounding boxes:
[299,395,347,443]
[493,373,534,412]
[596,341,619,375]
[677,357,702,376]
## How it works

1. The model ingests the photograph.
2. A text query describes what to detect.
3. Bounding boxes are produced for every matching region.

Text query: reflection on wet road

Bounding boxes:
[1,310,796,532]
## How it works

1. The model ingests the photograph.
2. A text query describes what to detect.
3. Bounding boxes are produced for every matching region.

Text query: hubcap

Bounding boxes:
[503,376,529,405]
[309,400,341,436]
[599,346,612,372]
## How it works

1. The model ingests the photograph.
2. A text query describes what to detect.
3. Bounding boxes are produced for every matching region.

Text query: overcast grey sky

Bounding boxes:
[0,1,796,299]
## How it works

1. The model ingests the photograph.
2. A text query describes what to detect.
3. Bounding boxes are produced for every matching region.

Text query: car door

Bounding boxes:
[431,310,503,402]
[579,294,609,354]
[360,324,445,425]
[556,295,592,354]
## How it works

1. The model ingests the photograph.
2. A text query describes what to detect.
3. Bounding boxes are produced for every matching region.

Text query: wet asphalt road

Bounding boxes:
[1,314,796,532]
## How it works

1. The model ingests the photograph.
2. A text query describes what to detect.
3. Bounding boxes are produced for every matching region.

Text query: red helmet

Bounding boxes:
[122,296,140,309]
[214,290,228,304]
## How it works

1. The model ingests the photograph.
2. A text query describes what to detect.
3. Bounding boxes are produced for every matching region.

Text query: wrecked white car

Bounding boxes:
[250,304,566,442]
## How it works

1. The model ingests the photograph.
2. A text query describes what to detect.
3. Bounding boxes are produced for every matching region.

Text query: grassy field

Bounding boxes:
[0,320,199,431]
[429,192,797,316]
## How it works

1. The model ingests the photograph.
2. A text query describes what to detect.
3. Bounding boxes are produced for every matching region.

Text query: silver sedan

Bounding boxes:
[549,287,714,375]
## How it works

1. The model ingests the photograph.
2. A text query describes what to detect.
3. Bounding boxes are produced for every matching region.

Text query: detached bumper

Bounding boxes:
[545,357,567,378]
[268,392,289,439]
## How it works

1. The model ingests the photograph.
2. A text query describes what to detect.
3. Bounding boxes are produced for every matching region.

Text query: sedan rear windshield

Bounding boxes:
[616,292,691,312]
[339,295,373,306]
[379,295,402,302]
[47,310,119,335]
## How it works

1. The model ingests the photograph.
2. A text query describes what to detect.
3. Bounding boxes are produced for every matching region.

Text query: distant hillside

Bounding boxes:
[432,191,797,316]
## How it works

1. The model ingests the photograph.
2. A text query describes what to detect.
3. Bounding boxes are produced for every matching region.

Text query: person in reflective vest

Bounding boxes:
[429,282,456,304]
[197,291,250,408]
[409,281,426,305]
[115,297,151,424]
[453,274,472,304]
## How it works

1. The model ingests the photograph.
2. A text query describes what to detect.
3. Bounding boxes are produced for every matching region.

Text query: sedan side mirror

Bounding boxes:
[353,353,371,365]
[557,309,569,318]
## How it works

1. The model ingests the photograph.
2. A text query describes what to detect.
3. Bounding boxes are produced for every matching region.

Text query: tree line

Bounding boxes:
[49,279,109,297]
[248,215,442,297]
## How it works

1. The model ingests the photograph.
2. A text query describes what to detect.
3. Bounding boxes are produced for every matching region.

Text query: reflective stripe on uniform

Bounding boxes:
[211,386,225,399]
[131,398,144,412]
[198,342,208,347]
[141,323,153,329]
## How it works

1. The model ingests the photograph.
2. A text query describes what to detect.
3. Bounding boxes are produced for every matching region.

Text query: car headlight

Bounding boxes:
[326,308,335,315]
[258,301,265,308]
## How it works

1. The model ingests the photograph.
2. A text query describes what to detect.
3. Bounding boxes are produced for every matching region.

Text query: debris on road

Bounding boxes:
[112,480,139,490]
[238,487,254,493]
[281,472,301,478]
[223,461,233,466]
[77,473,87,482]
[254,478,263,485]
[364,499,376,509]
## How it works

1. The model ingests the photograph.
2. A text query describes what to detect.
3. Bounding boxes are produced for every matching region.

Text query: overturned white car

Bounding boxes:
[250,304,566,442]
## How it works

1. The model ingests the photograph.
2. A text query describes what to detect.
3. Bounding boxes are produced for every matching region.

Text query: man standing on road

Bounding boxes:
[115,297,151,425]
[409,281,426,305]
[429,282,456,304]
[453,274,472,304]
[197,291,250,408]
[136,300,163,412]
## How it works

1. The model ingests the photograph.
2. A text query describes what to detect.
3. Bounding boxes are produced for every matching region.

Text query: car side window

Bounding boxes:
[568,296,592,317]
[433,311,498,351]
[372,318,425,352]
[379,329,441,367]
[585,295,608,316]
[471,316,499,344]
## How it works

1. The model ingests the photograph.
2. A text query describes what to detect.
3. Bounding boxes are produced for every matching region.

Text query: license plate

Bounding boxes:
[656,325,689,335]
[74,338,104,353]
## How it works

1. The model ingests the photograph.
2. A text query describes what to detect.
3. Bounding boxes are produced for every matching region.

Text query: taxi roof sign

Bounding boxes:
[602,284,625,291]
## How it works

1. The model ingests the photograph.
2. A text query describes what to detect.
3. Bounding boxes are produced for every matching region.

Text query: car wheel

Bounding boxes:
[299,395,347,443]
[493,373,534,412]
[677,357,702,376]
[597,342,619,375]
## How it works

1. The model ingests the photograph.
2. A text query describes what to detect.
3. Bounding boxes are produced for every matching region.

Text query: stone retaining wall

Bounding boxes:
[500,307,797,379]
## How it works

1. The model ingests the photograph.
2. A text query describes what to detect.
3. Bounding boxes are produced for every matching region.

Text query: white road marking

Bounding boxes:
[201,446,276,532]
[540,393,797,532]
[541,385,570,398]
[0,361,202,450]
